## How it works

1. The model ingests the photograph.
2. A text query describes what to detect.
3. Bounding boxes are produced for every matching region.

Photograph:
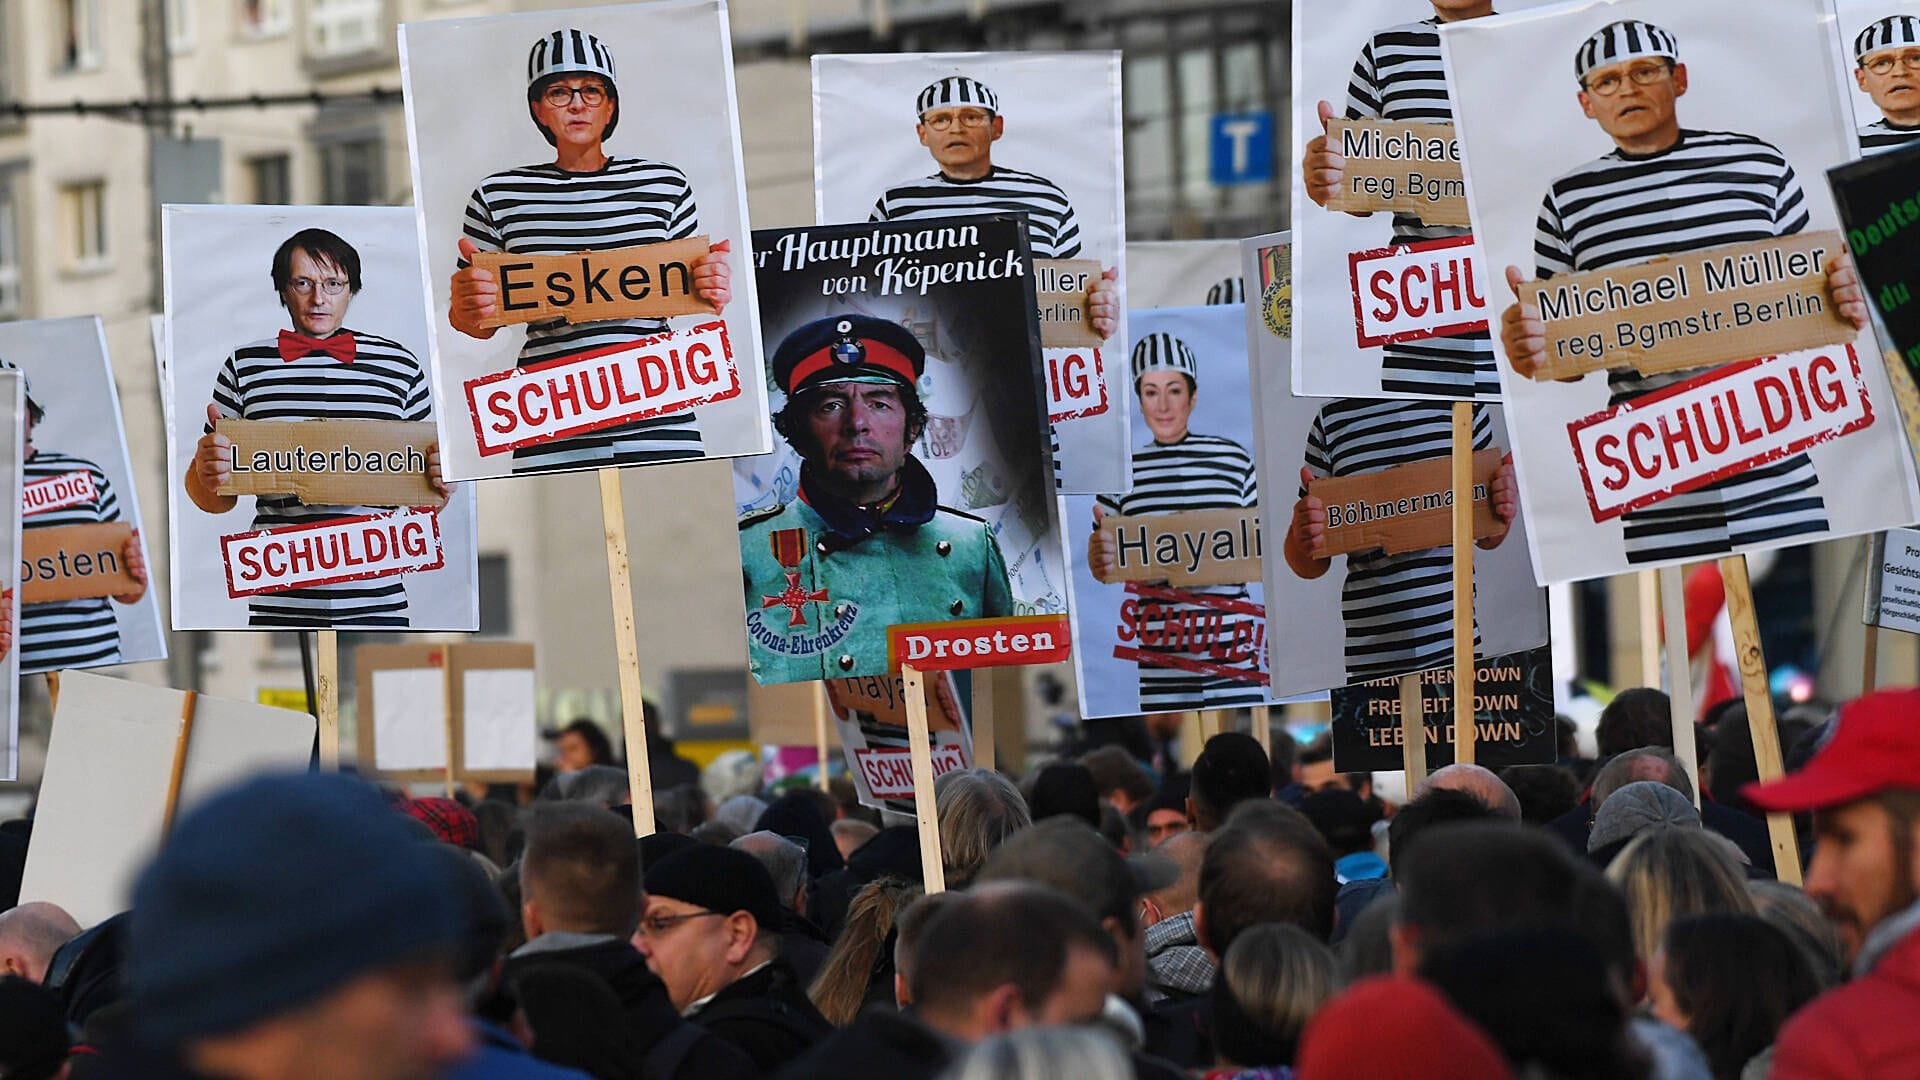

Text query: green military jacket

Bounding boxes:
[740,496,1014,683]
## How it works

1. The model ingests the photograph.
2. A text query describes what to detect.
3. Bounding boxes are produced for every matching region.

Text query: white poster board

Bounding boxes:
[1834,1,1920,156]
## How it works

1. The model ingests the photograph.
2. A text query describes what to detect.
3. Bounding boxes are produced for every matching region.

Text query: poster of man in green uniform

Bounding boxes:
[734,215,1063,684]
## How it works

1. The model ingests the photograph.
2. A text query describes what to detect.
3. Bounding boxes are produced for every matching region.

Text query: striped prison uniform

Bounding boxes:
[21,451,126,673]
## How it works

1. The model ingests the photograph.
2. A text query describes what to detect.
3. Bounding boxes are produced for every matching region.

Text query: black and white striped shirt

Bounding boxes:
[1860,118,1920,155]
[1302,400,1486,683]
[464,157,706,473]
[1344,18,1495,398]
[871,166,1082,258]
[1098,433,1266,711]
[21,451,124,673]
[1534,129,1827,562]
[209,329,432,627]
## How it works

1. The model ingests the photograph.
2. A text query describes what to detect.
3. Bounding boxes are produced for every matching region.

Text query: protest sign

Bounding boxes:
[1834,1,1920,157]
[826,671,974,816]
[214,419,441,507]
[0,376,20,779]
[1446,0,1920,585]
[354,642,539,785]
[1291,0,1561,403]
[1864,526,1920,634]
[21,523,140,604]
[1329,645,1557,771]
[1309,449,1503,558]
[1243,232,1550,699]
[1065,305,1287,718]
[0,317,166,674]
[732,216,1066,685]
[1830,142,1920,468]
[163,205,481,631]
[813,52,1129,493]
[18,671,315,926]
[401,0,768,481]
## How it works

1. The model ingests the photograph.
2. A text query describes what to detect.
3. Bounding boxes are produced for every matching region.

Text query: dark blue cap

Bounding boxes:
[770,314,925,398]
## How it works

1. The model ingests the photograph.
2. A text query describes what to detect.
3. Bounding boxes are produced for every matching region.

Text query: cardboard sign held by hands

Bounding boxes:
[1309,449,1502,557]
[216,419,442,507]
[466,235,719,330]
[1322,119,1469,227]
[22,522,140,603]
[1035,259,1107,349]
[1097,507,1264,586]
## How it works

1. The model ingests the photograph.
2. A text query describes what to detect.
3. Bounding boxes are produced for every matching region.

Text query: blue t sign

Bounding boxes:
[1209,112,1275,186]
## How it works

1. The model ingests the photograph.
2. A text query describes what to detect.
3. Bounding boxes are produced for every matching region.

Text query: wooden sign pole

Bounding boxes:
[1862,535,1882,693]
[971,669,996,771]
[1657,566,1701,808]
[1449,402,1476,765]
[161,691,199,834]
[45,672,59,715]
[1863,622,1880,694]
[1253,704,1273,756]
[599,468,656,837]
[901,663,947,895]
[1398,674,1428,789]
[315,630,340,770]
[813,682,831,793]
[1638,571,1663,686]
[1719,555,1803,884]
[440,655,458,799]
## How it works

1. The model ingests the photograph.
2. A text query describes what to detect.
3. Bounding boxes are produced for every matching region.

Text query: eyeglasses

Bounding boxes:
[1865,50,1920,76]
[1584,62,1673,96]
[543,84,608,108]
[287,277,349,296]
[921,109,994,131]
[637,911,724,937]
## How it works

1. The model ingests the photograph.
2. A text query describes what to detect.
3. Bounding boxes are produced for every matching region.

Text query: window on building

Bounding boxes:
[478,554,511,636]
[168,0,194,51]
[307,0,383,58]
[319,138,383,205]
[60,180,108,269]
[247,154,292,204]
[57,0,104,72]
[240,0,291,37]
[0,177,21,317]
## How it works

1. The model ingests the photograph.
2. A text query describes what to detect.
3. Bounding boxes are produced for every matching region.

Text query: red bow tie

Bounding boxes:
[278,330,356,364]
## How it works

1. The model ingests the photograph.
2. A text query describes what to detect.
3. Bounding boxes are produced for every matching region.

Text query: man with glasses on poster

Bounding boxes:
[447,28,733,475]
[1499,20,1870,565]
[1854,15,1920,153]
[187,228,447,627]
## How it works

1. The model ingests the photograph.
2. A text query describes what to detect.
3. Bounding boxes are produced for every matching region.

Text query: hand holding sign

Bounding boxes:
[0,589,13,662]
[692,239,732,313]
[115,528,149,605]
[1088,504,1116,583]
[187,405,238,514]
[1500,266,1551,380]
[1478,460,1518,551]
[1304,101,1347,209]
[1286,466,1333,579]
[1088,268,1119,341]
[1827,251,1869,331]
[427,442,449,499]
[450,238,502,341]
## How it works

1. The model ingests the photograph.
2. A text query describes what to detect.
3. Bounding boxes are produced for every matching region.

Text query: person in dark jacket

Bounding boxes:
[506,802,754,1080]
[638,845,831,1072]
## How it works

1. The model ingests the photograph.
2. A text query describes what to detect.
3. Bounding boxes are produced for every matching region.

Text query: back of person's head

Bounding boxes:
[1420,928,1646,1080]
[472,799,525,868]
[1296,975,1515,1080]
[520,801,642,938]
[1337,894,1398,981]
[691,820,743,846]
[1499,765,1580,826]
[1705,704,1807,817]
[808,876,922,1026]
[539,764,631,808]
[1587,780,1701,855]
[1412,764,1521,820]
[1300,788,1378,859]
[1211,923,1339,1069]
[1269,728,1299,792]
[1658,913,1821,1080]
[977,816,1142,933]
[1027,763,1101,828]
[713,794,769,834]
[730,830,806,909]
[1079,745,1154,807]
[1146,830,1209,919]
[1605,828,1754,963]
[893,890,961,1006]
[935,768,1031,888]
[1394,823,1588,960]
[946,1026,1131,1080]
[1197,803,1337,952]
[830,817,879,860]
[1589,747,1695,808]
[0,902,81,983]
[1386,788,1507,880]
[908,883,1116,1029]
[1190,733,1272,830]
[1745,880,1844,989]
[753,790,845,880]
[1598,688,1673,758]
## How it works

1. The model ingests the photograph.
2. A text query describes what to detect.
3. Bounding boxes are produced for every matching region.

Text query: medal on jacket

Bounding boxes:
[762,527,829,627]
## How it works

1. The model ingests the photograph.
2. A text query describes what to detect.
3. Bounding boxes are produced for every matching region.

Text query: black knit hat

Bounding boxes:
[643,844,782,929]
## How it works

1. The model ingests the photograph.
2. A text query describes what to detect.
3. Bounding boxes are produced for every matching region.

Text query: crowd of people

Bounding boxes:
[1,685,1916,1080]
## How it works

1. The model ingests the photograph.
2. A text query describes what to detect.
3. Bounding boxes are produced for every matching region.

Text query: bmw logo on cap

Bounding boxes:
[831,321,866,365]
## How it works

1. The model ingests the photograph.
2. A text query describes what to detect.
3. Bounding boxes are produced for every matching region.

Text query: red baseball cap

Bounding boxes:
[1743,688,1920,813]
